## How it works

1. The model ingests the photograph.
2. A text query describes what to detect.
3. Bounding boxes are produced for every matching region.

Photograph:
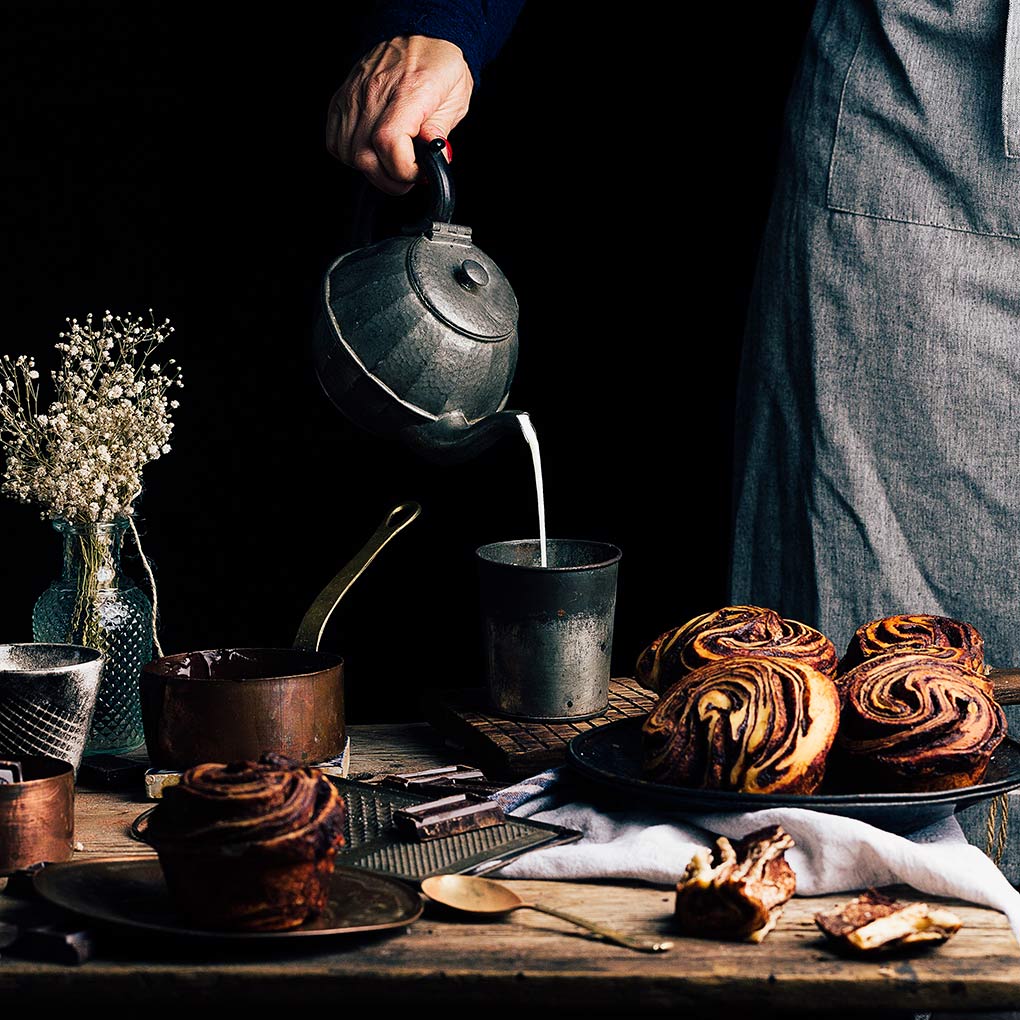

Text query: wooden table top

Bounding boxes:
[2,723,1019,1015]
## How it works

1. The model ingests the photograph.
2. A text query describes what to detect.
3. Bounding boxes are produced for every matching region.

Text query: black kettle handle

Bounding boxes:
[413,137,456,223]
[349,136,456,248]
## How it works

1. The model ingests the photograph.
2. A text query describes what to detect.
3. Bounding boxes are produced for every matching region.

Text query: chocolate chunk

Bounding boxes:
[77,755,147,790]
[393,794,505,841]
[14,923,95,965]
[382,765,487,788]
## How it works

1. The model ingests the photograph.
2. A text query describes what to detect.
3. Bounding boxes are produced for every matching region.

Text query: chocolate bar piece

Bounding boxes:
[3,863,46,899]
[382,764,487,788]
[0,759,23,785]
[381,764,502,799]
[0,923,19,951]
[14,922,95,965]
[78,755,147,790]
[393,794,505,841]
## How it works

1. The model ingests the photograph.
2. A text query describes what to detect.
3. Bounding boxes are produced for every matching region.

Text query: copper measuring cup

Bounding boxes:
[140,502,420,770]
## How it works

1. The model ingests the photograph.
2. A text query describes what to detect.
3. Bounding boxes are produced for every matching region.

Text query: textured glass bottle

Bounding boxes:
[33,518,152,754]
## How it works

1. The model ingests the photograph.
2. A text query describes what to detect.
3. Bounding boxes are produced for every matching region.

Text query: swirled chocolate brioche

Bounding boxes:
[838,614,985,677]
[642,655,841,794]
[148,753,346,931]
[636,605,837,694]
[835,653,1005,792]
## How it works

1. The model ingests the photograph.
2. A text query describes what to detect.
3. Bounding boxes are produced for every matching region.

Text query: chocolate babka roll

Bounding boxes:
[838,614,985,677]
[642,655,841,794]
[637,605,837,694]
[836,652,1005,792]
[148,753,346,931]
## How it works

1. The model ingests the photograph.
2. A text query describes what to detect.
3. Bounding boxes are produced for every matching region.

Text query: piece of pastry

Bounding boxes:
[146,752,346,931]
[674,825,796,943]
[642,655,841,793]
[815,889,962,952]
[838,614,985,677]
[835,652,1005,791]
[636,605,837,694]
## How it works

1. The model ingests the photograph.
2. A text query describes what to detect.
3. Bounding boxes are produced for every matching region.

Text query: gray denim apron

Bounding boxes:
[730,0,1020,667]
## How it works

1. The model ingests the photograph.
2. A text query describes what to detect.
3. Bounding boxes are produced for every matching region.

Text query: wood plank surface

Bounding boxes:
[1,723,1019,1014]
[991,667,1020,705]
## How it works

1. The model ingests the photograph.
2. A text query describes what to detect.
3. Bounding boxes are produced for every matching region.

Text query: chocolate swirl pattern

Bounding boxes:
[836,653,1005,791]
[838,614,985,677]
[149,753,346,931]
[149,754,345,859]
[637,605,837,694]
[642,656,841,794]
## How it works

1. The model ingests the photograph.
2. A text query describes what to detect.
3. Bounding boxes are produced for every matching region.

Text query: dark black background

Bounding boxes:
[0,2,815,721]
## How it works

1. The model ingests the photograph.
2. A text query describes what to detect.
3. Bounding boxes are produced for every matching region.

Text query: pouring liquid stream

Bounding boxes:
[516,412,548,567]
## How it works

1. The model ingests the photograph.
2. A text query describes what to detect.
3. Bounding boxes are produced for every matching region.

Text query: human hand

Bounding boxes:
[327,36,473,195]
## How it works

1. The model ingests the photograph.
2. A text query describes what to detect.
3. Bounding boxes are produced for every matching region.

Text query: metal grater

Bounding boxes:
[331,778,579,883]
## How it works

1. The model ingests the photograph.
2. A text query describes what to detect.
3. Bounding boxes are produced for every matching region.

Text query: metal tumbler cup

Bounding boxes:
[477,539,621,721]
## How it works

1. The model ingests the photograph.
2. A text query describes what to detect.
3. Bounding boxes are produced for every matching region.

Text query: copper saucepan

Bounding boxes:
[140,502,420,770]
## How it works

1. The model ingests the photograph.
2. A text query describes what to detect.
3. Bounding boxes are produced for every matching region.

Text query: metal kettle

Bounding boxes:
[313,138,522,462]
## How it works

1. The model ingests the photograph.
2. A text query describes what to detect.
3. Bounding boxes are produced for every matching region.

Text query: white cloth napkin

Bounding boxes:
[492,770,1020,938]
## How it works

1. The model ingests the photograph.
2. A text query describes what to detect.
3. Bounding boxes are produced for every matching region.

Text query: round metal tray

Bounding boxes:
[567,717,1020,833]
[34,856,423,941]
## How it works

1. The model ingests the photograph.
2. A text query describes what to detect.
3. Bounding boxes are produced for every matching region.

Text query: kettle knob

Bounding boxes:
[457,259,490,289]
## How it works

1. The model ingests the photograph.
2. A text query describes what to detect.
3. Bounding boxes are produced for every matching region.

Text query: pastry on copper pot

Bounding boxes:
[636,605,837,694]
[838,614,985,677]
[147,752,346,931]
[642,655,841,794]
[835,652,1005,792]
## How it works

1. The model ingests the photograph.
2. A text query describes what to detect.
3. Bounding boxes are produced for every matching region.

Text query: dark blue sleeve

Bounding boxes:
[357,1,525,85]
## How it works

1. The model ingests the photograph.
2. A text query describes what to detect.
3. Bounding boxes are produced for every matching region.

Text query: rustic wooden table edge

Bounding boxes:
[0,722,1018,1014]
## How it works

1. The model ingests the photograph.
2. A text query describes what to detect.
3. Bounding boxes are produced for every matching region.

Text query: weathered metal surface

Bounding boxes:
[478,540,621,721]
[0,756,74,874]
[140,648,345,770]
[0,644,104,771]
[313,137,521,462]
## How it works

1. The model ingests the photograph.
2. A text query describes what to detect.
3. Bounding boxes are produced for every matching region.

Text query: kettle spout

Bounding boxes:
[400,410,523,464]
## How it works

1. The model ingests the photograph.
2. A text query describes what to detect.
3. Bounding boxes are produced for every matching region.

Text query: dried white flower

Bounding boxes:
[0,312,181,523]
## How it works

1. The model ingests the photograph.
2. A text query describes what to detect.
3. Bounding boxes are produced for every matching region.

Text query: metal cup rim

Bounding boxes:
[476,538,622,572]
[0,643,104,672]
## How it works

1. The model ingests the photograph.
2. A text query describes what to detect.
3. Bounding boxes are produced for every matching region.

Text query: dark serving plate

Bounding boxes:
[34,857,423,941]
[566,717,1020,834]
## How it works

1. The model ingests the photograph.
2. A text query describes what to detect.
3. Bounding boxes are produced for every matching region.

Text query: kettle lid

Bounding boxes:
[408,222,518,342]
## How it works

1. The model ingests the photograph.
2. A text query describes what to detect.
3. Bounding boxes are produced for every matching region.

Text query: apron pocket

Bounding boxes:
[826,3,1020,238]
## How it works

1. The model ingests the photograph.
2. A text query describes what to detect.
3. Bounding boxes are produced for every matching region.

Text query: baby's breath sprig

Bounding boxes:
[0,311,182,522]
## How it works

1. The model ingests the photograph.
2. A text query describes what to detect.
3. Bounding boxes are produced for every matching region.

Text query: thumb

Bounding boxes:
[418,117,456,146]
[418,92,472,154]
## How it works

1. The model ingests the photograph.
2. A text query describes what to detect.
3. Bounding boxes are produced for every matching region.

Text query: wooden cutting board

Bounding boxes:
[421,677,657,780]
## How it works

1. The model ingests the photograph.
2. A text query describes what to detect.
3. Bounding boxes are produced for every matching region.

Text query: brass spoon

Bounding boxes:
[420,874,673,953]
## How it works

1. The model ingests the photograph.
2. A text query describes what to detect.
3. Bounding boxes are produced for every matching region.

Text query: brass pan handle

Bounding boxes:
[293,501,422,652]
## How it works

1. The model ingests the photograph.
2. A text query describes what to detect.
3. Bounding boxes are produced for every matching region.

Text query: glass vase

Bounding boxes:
[32,518,152,755]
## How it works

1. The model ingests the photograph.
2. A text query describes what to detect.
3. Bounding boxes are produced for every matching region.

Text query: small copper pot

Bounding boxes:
[140,503,420,770]
[0,756,74,875]
[141,649,344,769]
